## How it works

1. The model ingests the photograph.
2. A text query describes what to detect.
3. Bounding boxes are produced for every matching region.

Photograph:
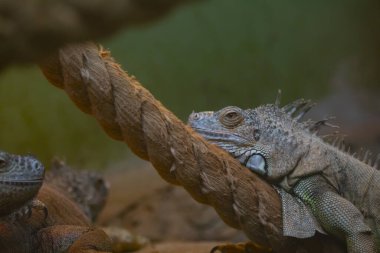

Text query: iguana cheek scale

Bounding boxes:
[188,96,379,253]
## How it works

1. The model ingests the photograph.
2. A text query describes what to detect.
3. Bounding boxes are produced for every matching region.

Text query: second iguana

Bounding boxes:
[188,96,380,253]
[0,149,150,253]
[0,151,46,221]
[0,153,114,253]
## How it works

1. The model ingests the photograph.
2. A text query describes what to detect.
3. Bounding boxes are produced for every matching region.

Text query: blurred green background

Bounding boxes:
[0,0,379,169]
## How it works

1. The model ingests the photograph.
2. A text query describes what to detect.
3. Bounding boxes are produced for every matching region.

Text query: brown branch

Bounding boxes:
[0,0,200,69]
[39,42,343,253]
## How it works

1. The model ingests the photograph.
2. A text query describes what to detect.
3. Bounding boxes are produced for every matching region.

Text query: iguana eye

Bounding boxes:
[95,178,105,190]
[0,153,10,169]
[219,107,243,128]
[0,158,6,168]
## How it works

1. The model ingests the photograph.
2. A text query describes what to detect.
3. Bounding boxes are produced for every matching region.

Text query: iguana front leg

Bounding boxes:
[293,175,376,253]
[5,199,47,222]
[36,225,112,253]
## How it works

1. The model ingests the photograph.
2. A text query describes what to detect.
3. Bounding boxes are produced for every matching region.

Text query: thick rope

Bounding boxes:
[0,0,198,69]
[39,42,343,253]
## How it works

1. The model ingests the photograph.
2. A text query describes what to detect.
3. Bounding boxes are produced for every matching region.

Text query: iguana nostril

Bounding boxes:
[189,112,200,122]
[253,129,260,141]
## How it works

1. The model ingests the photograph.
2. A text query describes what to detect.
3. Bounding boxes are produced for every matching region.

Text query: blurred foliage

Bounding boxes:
[0,0,378,168]
[0,68,129,169]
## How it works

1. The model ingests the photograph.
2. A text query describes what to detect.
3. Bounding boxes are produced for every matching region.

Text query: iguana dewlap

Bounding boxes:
[188,98,380,253]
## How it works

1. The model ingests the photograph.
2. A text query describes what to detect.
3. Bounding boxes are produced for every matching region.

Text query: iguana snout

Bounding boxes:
[188,107,253,147]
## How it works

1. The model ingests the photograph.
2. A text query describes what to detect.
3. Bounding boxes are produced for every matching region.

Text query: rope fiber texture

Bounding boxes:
[0,0,198,69]
[39,42,343,253]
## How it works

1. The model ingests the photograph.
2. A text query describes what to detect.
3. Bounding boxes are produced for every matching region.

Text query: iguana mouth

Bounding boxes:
[192,128,252,145]
[0,179,43,186]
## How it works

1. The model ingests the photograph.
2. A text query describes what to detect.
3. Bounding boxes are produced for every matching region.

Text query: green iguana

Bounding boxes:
[188,95,380,253]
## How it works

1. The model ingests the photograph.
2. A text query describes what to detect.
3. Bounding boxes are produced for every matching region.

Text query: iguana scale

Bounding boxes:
[188,95,380,253]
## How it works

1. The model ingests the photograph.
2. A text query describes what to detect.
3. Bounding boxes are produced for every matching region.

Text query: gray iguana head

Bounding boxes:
[46,159,109,222]
[188,98,317,182]
[0,151,45,217]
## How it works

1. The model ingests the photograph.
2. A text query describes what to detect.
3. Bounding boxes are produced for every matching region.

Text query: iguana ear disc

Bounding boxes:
[246,154,267,176]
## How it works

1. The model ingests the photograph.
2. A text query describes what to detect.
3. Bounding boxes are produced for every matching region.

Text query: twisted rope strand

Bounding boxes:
[39,42,342,253]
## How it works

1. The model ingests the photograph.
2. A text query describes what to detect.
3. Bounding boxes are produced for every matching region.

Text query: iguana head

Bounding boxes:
[188,99,314,182]
[47,159,109,222]
[0,151,45,217]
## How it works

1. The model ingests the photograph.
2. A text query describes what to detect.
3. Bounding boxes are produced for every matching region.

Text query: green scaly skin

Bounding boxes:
[188,98,379,253]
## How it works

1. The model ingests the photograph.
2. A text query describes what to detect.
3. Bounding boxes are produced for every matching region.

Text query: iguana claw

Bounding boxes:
[5,199,48,222]
[29,199,48,220]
